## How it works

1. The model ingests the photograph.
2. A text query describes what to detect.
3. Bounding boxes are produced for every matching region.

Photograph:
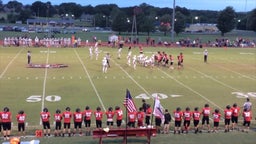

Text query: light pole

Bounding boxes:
[171,0,175,42]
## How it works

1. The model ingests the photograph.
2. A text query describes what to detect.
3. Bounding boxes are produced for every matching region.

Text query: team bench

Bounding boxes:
[92,127,157,144]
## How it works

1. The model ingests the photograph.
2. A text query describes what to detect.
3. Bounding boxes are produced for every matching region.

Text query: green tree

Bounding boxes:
[216,6,236,36]
[159,14,171,36]
[139,15,155,36]
[174,11,185,36]
[246,8,256,32]
[111,11,128,34]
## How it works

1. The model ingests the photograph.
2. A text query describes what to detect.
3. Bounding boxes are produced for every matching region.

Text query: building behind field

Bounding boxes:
[185,23,219,33]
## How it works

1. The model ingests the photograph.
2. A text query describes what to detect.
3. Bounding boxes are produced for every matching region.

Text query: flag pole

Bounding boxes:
[150,96,156,126]
[125,89,128,144]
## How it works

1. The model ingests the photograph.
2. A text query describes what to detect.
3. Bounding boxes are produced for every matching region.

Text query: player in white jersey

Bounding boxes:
[94,46,99,60]
[89,46,93,60]
[102,57,108,73]
[133,55,137,70]
[127,47,132,66]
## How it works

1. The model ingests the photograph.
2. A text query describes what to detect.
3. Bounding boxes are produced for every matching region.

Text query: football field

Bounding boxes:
[0,46,256,143]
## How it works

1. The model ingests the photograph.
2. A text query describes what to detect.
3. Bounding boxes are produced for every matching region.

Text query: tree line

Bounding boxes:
[0,0,255,36]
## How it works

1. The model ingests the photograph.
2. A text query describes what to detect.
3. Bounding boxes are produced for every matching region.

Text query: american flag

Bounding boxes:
[123,89,137,113]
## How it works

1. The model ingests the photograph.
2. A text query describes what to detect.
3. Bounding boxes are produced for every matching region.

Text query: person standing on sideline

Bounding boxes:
[54,109,62,137]
[224,105,232,132]
[173,107,183,134]
[201,104,211,133]
[16,110,26,137]
[242,108,252,133]
[212,109,221,133]
[204,49,208,63]
[231,103,240,130]
[192,107,201,134]
[145,104,152,126]
[115,106,123,128]
[127,46,132,66]
[94,107,103,128]
[163,109,171,134]
[62,107,72,137]
[106,53,111,67]
[40,108,51,137]
[137,107,145,127]
[73,108,83,136]
[105,107,115,128]
[27,50,31,64]
[83,106,92,136]
[243,98,252,111]
[1,107,12,140]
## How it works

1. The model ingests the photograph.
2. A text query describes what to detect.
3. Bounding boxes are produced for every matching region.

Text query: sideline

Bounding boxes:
[0,48,23,79]
[74,49,106,111]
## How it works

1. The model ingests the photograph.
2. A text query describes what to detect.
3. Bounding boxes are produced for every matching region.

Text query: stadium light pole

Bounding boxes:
[171,0,175,42]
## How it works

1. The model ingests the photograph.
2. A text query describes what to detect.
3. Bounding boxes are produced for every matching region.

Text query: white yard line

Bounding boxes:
[111,59,152,98]
[0,48,23,79]
[212,64,256,81]
[189,67,244,92]
[158,68,224,111]
[40,48,50,124]
[74,49,106,111]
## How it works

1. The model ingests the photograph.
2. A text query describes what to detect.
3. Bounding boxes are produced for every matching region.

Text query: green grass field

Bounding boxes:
[0,46,256,144]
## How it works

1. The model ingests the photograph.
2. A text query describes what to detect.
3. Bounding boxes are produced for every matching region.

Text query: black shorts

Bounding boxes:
[107,121,113,126]
[193,120,199,127]
[155,118,162,126]
[74,122,82,129]
[96,120,102,128]
[18,123,25,132]
[84,120,91,127]
[243,121,250,127]
[0,122,2,132]
[2,122,11,131]
[64,123,71,129]
[145,116,150,125]
[214,122,219,127]
[175,121,181,127]
[231,116,238,123]
[202,116,209,125]
[55,122,61,130]
[116,120,122,127]
[42,121,50,129]
[128,122,135,128]
[225,119,231,125]
[183,120,190,127]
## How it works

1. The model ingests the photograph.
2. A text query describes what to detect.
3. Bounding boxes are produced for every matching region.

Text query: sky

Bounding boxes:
[2,0,256,12]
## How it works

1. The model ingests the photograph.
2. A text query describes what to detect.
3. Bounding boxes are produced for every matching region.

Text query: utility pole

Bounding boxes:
[171,0,175,42]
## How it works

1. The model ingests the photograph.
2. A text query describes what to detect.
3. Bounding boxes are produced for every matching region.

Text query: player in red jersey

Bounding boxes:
[136,107,145,127]
[192,107,201,134]
[173,107,183,134]
[105,107,115,128]
[62,107,72,137]
[73,108,83,136]
[231,103,240,130]
[83,106,92,136]
[115,106,123,128]
[183,107,192,134]
[128,111,137,128]
[145,104,152,126]
[201,104,211,132]
[16,110,26,137]
[169,54,174,70]
[212,109,221,133]
[1,107,12,140]
[242,108,252,133]
[224,105,232,132]
[54,109,62,137]
[179,52,184,66]
[94,107,104,128]
[40,108,51,137]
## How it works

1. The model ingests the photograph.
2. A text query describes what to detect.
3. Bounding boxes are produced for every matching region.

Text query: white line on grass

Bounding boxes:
[111,59,152,98]
[158,68,224,111]
[40,48,50,124]
[212,64,256,81]
[74,49,106,111]
[0,48,23,79]
[189,67,244,92]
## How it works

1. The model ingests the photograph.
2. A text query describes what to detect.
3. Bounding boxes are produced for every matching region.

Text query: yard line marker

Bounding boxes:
[74,49,106,111]
[189,67,244,92]
[40,48,50,125]
[111,60,152,97]
[158,68,223,111]
[0,48,23,79]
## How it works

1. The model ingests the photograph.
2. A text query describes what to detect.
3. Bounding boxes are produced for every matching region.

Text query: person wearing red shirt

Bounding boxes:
[224,105,233,132]
[231,103,240,130]
[212,109,221,133]
[16,110,26,137]
[83,106,92,136]
[169,54,174,70]
[242,108,252,133]
[94,107,104,128]
[183,107,192,134]
[137,107,145,127]
[40,108,51,137]
[177,55,182,69]
[73,108,83,136]
[128,111,137,128]
[1,107,12,140]
[179,52,184,66]
[54,109,62,137]
[145,104,152,126]
[201,104,211,132]
[115,106,123,128]
[105,107,115,128]
[62,107,72,137]
[192,107,201,134]
[173,107,183,134]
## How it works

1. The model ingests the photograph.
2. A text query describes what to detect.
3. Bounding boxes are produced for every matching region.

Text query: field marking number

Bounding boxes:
[26,95,61,102]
